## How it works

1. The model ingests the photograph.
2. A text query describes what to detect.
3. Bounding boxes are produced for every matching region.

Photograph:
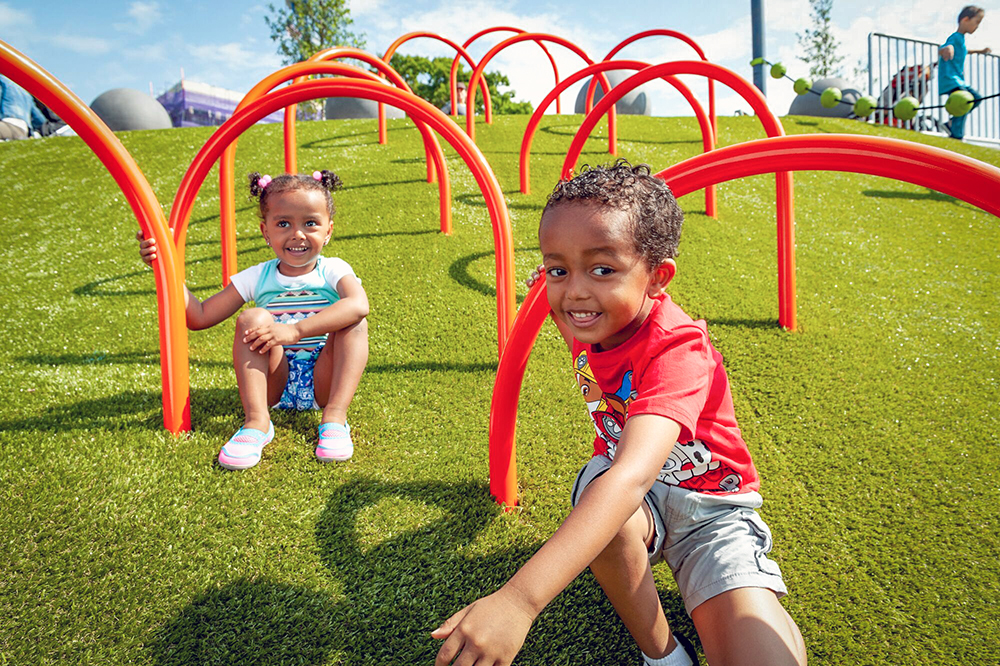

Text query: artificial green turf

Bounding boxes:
[1,112,998,665]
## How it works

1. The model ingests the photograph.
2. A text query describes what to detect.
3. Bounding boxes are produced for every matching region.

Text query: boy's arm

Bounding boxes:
[242,274,368,353]
[940,44,955,60]
[971,47,992,55]
[433,414,681,666]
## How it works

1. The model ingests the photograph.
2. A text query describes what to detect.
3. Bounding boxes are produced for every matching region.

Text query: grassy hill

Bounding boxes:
[1,112,998,665]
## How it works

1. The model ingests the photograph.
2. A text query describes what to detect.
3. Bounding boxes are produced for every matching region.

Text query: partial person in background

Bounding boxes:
[440,80,468,116]
[939,5,991,140]
[0,74,46,140]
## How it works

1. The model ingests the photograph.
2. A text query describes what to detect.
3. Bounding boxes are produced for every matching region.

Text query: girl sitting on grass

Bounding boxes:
[138,170,369,469]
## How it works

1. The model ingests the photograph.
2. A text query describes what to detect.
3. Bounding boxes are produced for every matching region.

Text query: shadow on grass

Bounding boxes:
[335,228,437,242]
[706,317,781,330]
[449,247,539,305]
[149,579,341,666]
[861,187,971,208]
[538,122,703,147]
[147,478,695,665]
[0,389,173,433]
[16,351,240,371]
[299,134,380,150]
[343,177,430,191]
[367,360,496,374]
[455,192,543,212]
[74,240,271,298]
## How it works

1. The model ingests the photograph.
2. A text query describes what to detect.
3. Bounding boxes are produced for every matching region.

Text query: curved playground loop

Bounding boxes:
[0,39,516,434]
[5,28,999,493]
[517,59,716,218]
[594,29,717,136]
[564,61,797,331]
[455,27,563,116]
[217,60,452,286]
[488,133,1000,508]
[465,32,616,146]
[381,32,493,128]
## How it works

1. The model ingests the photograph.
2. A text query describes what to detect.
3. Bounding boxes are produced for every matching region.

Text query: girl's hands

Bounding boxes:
[526,263,545,288]
[432,588,535,666]
[136,230,158,266]
[243,321,301,353]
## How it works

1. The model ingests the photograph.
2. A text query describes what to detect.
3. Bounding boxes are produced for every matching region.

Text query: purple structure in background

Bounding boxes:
[157,80,286,127]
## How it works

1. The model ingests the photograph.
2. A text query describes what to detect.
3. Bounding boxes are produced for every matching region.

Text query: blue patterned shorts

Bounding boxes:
[275,345,324,411]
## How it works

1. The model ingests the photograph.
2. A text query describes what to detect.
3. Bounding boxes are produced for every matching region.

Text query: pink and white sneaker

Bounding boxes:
[316,422,353,462]
[218,422,274,470]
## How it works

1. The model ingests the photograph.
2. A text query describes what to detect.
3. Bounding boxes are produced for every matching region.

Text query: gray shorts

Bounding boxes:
[571,454,787,615]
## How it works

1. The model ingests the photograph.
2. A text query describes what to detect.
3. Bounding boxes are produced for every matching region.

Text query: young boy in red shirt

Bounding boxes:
[433,161,806,665]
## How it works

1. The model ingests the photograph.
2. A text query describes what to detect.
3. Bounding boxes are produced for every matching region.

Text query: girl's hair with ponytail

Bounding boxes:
[248,170,344,220]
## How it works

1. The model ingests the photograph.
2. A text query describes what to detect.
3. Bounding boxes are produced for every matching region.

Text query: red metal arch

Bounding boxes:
[563,61,796,331]
[488,134,1000,508]
[279,48,415,173]
[519,59,716,219]
[381,31,493,126]
[216,61,452,286]
[0,39,191,434]
[596,29,717,136]
[168,79,516,360]
[455,26,562,115]
[466,32,616,146]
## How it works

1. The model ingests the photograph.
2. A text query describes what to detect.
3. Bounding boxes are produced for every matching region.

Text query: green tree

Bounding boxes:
[389,53,533,115]
[265,0,365,65]
[797,0,844,78]
[264,0,366,119]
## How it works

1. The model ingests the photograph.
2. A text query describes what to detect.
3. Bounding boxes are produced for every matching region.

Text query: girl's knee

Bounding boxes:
[346,316,368,337]
[235,307,273,330]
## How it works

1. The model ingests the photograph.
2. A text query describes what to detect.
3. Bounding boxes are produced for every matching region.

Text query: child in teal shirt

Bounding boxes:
[939,5,991,139]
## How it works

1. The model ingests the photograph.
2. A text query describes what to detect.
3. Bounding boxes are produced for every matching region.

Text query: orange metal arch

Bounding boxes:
[563,61,795,331]
[518,59,716,219]
[168,79,516,360]
[280,47,413,173]
[455,26,562,115]
[0,39,191,434]
[596,29,717,137]
[466,32,616,146]
[488,134,1000,508]
[381,31,493,126]
[216,61,452,286]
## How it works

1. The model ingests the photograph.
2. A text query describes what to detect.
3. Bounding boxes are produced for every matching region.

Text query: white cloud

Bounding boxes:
[49,34,112,55]
[349,0,384,17]
[188,41,282,72]
[114,1,163,34]
[0,2,31,30]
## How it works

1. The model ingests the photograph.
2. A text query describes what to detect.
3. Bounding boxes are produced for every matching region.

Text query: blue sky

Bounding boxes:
[2,0,996,118]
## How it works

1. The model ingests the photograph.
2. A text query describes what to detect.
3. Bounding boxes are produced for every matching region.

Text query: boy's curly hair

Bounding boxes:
[543,159,684,268]
[248,170,344,220]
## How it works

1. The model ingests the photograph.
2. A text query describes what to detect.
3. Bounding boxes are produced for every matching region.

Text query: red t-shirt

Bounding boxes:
[571,295,759,494]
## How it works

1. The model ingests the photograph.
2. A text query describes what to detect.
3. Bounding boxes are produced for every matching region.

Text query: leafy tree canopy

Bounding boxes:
[389,53,533,115]
[265,0,365,65]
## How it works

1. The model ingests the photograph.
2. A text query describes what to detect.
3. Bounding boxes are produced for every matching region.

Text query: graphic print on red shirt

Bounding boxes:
[571,296,759,494]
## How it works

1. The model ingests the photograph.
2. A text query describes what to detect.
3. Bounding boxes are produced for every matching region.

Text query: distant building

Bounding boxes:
[156,80,285,128]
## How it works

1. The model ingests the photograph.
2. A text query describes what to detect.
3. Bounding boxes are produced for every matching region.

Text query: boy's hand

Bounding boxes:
[136,230,158,266]
[243,321,301,353]
[432,588,535,666]
[525,263,545,288]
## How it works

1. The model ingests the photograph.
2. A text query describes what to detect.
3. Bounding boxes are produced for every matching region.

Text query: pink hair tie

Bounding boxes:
[312,170,323,181]
[258,175,272,189]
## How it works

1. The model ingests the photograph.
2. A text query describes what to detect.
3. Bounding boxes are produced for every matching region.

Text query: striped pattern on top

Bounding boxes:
[264,289,333,353]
